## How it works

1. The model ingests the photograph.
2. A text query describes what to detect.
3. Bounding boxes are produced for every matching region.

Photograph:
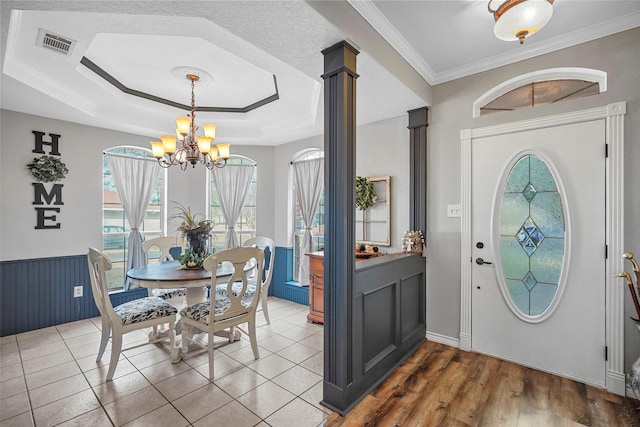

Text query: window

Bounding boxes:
[480,80,600,115]
[473,68,607,117]
[209,156,257,252]
[103,147,165,290]
[499,154,565,317]
[292,149,325,281]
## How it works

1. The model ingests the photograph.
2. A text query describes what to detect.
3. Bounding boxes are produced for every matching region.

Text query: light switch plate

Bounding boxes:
[447,204,461,218]
[74,286,83,298]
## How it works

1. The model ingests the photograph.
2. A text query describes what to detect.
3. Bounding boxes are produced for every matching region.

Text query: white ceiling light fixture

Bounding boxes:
[150,69,230,170]
[488,0,554,45]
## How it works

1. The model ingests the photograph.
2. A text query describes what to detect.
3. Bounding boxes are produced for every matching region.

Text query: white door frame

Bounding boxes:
[459,102,626,395]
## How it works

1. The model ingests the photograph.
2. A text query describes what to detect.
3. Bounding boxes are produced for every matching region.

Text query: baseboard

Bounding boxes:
[426,331,459,348]
[606,369,628,397]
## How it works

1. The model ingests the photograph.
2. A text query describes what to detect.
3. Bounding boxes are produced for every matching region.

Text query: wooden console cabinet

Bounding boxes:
[306,252,325,324]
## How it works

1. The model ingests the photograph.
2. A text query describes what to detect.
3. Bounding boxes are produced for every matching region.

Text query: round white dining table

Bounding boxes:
[127,260,235,305]
[127,259,253,358]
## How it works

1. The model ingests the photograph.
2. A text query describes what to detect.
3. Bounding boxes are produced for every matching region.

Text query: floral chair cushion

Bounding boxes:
[114,297,178,326]
[215,283,257,299]
[180,297,249,324]
[152,288,187,300]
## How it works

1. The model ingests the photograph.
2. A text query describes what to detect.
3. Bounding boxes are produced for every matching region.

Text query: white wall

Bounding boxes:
[427,28,640,371]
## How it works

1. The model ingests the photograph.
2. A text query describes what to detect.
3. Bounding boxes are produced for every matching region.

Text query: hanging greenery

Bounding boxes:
[355,176,376,210]
[27,155,69,182]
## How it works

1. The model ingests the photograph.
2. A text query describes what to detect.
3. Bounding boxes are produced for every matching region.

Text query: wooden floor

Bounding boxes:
[324,340,640,427]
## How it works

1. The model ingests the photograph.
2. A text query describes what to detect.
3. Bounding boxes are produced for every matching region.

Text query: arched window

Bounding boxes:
[209,155,257,252]
[292,149,324,282]
[103,146,165,290]
[474,68,607,117]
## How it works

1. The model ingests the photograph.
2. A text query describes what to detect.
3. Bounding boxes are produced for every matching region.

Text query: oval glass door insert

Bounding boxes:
[499,155,565,317]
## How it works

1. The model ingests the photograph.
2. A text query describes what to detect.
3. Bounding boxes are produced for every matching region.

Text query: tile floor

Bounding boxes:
[0,297,328,426]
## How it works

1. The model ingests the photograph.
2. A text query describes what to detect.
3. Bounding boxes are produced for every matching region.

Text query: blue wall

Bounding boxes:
[270,246,309,305]
[0,254,147,336]
[0,246,308,336]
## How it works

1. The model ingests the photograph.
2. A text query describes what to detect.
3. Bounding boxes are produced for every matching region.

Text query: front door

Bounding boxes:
[471,119,606,386]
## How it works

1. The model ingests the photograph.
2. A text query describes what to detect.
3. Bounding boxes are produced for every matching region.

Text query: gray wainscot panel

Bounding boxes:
[342,252,426,410]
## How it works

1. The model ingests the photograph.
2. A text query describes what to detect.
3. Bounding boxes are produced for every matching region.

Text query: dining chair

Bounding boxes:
[87,247,178,380]
[141,236,187,303]
[180,246,264,380]
[214,236,275,324]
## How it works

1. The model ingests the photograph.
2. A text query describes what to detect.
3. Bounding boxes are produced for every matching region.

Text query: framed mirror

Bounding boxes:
[355,176,391,246]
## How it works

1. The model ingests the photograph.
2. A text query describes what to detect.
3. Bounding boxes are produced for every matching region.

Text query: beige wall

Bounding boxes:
[427,28,640,372]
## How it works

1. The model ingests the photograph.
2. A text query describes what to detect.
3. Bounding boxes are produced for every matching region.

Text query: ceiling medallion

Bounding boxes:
[170,66,213,86]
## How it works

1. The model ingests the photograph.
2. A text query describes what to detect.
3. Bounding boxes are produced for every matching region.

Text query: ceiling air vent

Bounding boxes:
[36,29,76,55]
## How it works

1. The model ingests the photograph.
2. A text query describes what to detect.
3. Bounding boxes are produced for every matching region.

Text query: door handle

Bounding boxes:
[475,257,493,265]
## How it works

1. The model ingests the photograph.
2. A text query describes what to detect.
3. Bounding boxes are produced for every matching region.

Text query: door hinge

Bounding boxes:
[605,244,608,259]
[605,144,609,158]
[605,346,608,361]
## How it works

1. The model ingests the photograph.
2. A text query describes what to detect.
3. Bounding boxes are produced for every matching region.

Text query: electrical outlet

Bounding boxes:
[74,286,83,298]
[447,204,461,218]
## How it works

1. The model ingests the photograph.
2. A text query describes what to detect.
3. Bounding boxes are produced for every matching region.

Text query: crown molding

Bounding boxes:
[433,10,640,85]
[348,1,640,86]
[346,0,436,84]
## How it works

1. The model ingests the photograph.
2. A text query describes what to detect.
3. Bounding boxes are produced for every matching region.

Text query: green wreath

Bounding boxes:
[27,155,69,182]
[355,176,376,210]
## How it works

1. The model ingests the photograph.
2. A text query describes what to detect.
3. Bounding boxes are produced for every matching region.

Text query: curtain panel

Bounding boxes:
[212,164,254,249]
[293,157,324,286]
[105,153,160,289]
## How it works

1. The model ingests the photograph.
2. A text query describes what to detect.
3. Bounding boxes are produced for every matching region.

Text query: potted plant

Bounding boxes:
[170,203,214,269]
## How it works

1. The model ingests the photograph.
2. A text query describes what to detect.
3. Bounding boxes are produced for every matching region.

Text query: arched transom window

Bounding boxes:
[474,68,607,117]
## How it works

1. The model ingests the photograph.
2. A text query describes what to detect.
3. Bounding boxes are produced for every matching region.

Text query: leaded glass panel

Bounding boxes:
[499,155,565,317]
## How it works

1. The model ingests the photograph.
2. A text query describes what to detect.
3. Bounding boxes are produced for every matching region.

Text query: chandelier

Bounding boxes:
[150,73,229,170]
[488,0,554,45]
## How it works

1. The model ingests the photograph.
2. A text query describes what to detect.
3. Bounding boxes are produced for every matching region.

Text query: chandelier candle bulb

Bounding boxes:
[176,117,191,135]
[203,124,216,139]
[151,141,164,158]
[160,135,177,154]
[217,143,230,160]
[197,136,212,154]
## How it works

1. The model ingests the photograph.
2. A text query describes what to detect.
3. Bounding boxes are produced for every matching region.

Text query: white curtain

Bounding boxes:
[293,157,324,286]
[212,164,254,249]
[105,153,160,289]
